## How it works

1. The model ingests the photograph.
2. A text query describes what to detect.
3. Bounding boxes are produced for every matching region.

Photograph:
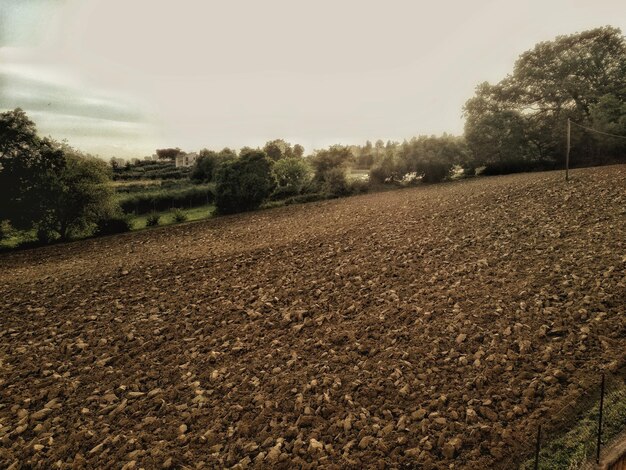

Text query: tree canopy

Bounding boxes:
[214,150,275,214]
[464,26,626,168]
[0,109,115,242]
[156,148,184,160]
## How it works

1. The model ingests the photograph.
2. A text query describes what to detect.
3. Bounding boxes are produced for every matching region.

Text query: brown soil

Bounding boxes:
[1,166,625,469]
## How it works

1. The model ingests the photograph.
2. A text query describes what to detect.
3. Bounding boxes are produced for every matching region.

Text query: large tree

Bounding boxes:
[0,109,115,242]
[464,26,626,167]
[155,147,184,160]
[0,109,64,232]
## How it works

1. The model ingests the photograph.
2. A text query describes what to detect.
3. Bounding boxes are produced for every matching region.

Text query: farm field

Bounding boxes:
[0,166,624,469]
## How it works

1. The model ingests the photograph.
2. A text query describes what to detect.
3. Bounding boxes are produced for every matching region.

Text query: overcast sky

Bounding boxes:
[1,0,625,158]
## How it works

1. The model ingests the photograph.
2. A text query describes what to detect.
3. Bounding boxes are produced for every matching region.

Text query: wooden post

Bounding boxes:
[534,425,542,470]
[565,118,571,181]
[597,373,606,463]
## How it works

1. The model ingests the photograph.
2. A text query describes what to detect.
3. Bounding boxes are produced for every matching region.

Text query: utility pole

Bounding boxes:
[596,373,606,463]
[566,118,571,181]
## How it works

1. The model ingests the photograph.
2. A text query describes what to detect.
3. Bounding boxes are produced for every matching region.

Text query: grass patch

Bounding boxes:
[130,204,215,229]
[0,205,216,251]
[521,385,626,469]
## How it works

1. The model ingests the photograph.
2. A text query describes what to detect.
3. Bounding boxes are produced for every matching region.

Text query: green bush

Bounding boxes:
[369,155,399,184]
[322,167,350,198]
[36,227,58,243]
[95,214,133,235]
[348,178,370,194]
[146,213,160,227]
[0,220,13,240]
[284,193,327,205]
[118,185,215,215]
[172,208,188,223]
[481,159,558,175]
[214,150,275,214]
[419,161,454,183]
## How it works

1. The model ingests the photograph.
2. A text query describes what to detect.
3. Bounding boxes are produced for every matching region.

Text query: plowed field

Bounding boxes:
[1,166,625,469]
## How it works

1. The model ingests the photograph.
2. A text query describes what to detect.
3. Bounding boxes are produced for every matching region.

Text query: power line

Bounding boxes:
[565,118,626,181]
[570,120,626,140]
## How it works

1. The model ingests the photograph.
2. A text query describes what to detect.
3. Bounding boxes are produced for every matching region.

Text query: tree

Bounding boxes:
[589,94,626,160]
[0,110,64,231]
[0,109,116,242]
[41,145,115,240]
[309,146,353,196]
[214,150,275,214]
[293,144,305,158]
[310,145,353,180]
[191,149,220,182]
[263,139,304,161]
[219,148,238,159]
[464,26,626,169]
[156,148,184,160]
[0,108,38,158]
[272,158,312,198]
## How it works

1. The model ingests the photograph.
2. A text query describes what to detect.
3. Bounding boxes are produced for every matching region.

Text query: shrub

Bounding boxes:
[214,150,275,214]
[118,185,215,215]
[95,214,133,235]
[36,226,58,243]
[419,161,454,183]
[322,167,350,198]
[0,220,13,240]
[172,208,188,223]
[481,159,558,175]
[348,178,370,194]
[284,193,327,205]
[146,213,160,227]
[369,155,399,184]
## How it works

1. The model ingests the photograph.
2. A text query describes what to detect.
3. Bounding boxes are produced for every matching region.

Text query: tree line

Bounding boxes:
[1,26,624,246]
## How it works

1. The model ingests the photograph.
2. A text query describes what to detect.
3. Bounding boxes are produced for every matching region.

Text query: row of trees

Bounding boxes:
[191,142,361,214]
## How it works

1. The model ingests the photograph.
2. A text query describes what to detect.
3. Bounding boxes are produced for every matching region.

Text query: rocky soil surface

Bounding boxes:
[1,166,625,469]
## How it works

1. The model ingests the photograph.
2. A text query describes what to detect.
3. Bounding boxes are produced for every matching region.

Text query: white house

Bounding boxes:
[175,152,199,168]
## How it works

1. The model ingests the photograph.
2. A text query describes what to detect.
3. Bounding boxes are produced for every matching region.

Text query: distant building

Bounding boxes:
[175,152,199,168]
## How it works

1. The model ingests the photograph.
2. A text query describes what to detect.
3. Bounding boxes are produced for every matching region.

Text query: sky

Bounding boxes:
[1,0,625,159]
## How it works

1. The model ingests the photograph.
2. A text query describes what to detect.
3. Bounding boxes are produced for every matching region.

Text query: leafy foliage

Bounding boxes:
[263,139,305,161]
[0,109,115,241]
[214,150,275,214]
[156,148,184,160]
[367,135,467,184]
[112,159,190,180]
[464,26,626,171]
[146,213,161,227]
[271,158,312,199]
[95,214,133,236]
[172,208,188,223]
[191,148,235,182]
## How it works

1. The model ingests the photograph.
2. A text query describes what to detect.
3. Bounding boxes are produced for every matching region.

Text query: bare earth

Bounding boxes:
[1,166,625,469]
